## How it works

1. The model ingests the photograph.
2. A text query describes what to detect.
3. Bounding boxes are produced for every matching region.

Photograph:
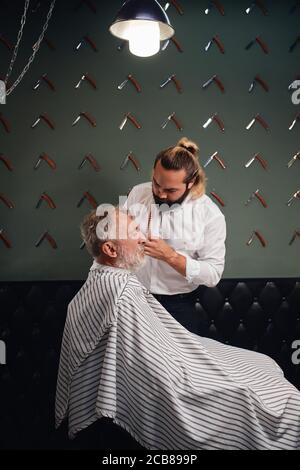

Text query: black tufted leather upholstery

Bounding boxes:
[0,279,299,449]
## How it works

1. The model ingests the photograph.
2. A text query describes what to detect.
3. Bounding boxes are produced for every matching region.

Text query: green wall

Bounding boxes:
[0,0,299,281]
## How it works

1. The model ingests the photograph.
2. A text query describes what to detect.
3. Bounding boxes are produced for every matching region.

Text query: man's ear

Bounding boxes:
[187,181,194,190]
[102,241,118,258]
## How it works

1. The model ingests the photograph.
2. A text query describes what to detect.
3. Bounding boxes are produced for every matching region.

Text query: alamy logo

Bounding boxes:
[291,80,300,105]
[0,340,6,365]
[0,80,6,104]
[291,340,300,365]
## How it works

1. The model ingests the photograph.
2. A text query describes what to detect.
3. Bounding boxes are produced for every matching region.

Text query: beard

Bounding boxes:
[152,186,190,209]
[115,243,146,272]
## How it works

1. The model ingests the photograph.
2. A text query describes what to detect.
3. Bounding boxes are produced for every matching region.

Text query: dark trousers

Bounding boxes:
[153,287,206,336]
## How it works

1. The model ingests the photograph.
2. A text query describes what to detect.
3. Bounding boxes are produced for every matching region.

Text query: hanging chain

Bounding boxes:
[6,0,56,97]
[5,0,31,84]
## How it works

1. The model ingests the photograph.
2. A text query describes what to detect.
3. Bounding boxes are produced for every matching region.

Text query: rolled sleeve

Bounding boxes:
[185,214,226,288]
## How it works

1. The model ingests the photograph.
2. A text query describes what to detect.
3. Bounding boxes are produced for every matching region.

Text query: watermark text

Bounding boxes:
[291,340,300,365]
[0,80,6,104]
[0,340,6,365]
[291,80,300,105]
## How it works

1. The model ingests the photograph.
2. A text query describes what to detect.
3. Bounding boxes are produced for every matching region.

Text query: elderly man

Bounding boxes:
[55,206,300,450]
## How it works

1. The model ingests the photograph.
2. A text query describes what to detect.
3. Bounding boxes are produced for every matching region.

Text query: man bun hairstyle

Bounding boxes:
[177,137,199,156]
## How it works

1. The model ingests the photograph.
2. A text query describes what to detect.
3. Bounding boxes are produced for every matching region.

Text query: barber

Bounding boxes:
[124,137,226,335]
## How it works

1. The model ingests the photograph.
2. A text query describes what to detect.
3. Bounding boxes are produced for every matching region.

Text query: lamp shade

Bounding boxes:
[109,0,175,42]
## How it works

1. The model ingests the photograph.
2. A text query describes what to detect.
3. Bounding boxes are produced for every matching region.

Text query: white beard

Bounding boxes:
[115,243,146,273]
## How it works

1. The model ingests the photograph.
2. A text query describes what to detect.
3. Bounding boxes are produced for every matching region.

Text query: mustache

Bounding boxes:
[152,188,190,208]
[152,192,173,207]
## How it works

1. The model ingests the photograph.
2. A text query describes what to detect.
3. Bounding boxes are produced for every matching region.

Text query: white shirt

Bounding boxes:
[123,182,226,295]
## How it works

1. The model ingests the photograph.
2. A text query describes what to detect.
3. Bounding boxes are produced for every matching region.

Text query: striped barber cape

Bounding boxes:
[55,263,300,450]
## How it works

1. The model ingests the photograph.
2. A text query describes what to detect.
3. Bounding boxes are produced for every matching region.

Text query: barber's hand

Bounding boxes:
[140,235,176,262]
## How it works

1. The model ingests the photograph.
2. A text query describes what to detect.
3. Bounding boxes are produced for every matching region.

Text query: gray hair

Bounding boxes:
[80,207,118,257]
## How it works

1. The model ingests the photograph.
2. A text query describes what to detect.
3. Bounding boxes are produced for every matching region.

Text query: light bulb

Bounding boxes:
[128,20,160,57]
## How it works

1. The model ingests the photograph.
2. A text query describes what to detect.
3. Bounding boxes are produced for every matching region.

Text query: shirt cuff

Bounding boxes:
[185,256,201,284]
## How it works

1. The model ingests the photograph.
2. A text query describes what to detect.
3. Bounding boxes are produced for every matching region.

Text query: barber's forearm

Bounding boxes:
[164,252,225,287]
[163,250,187,277]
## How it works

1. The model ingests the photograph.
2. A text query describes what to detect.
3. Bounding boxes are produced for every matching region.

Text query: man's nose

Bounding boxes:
[157,189,168,199]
